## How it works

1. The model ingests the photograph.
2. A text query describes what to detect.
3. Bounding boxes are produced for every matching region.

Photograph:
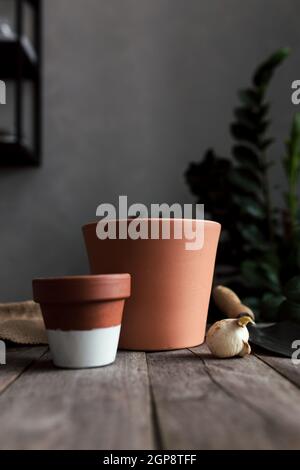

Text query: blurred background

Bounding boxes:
[0,0,299,302]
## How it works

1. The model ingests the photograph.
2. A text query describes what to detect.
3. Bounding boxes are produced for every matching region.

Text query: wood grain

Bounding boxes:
[255,351,300,388]
[0,351,154,450]
[192,344,300,449]
[147,345,300,450]
[2,345,300,450]
[0,346,47,394]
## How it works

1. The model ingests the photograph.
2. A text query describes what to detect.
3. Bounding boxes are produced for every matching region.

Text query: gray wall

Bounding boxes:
[0,0,299,301]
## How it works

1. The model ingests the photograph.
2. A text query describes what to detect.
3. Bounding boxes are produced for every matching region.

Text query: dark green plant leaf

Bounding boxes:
[260,249,281,271]
[237,160,262,175]
[287,112,300,156]
[231,123,259,145]
[232,195,265,219]
[283,276,300,303]
[258,103,270,119]
[185,149,231,198]
[238,89,262,108]
[243,242,270,254]
[233,106,261,127]
[257,120,270,135]
[229,169,262,196]
[258,138,274,150]
[236,223,265,246]
[253,48,290,88]
[260,292,285,321]
[232,145,261,168]
[237,166,263,184]
[234,107,261,128]
[234,107,270,135]
[241,260,281,293]
[278,234,300,282]
[278,299,300,323]
[185,47,293,323]
[240,261,262,289]
[185,149,232,226]
[283,113,300,234]
[285,113,300,179]
[261,261,281,288]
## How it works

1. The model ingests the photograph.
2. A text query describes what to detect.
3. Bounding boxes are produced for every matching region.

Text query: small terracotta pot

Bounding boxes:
[82,219,221,351]
[32,274,131,368]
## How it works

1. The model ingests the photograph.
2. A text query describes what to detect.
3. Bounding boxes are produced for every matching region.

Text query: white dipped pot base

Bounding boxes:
[47,325,121,369]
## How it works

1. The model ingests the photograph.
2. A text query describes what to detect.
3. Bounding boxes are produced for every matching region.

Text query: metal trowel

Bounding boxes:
[213,285,300,357]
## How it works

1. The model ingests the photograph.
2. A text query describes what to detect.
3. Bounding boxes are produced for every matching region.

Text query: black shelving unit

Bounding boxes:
[0,0,42,166]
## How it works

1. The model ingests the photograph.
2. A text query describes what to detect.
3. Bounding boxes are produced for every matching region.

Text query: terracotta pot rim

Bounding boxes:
[33,274,131,304]
[82,219,221,229]
[33,274,129,281]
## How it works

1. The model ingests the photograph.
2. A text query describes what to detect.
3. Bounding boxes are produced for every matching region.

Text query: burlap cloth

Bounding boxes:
[0,301,47,344]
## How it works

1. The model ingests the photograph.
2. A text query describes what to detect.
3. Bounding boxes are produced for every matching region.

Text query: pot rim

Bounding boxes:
[32,274,131,304]
[82,218,221,229]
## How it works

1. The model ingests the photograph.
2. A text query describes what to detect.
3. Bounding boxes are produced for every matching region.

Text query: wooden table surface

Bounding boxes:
[0,343,300,450]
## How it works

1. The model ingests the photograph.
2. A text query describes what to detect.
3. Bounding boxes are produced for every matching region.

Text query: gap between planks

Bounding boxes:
[147,344,300,450]
[2,345,300,450]
[253,351,300,389]
[0,349,155,450]
[0,346,48,396]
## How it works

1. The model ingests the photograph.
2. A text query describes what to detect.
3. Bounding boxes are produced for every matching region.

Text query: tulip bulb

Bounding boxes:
[206,316,254,358]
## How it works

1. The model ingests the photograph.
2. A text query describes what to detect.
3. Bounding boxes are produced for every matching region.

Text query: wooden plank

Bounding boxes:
[0,346,47,394]
[191,345,300,448]
[147,345,300,450]
[0,351,154,450]
[255,351,300,388]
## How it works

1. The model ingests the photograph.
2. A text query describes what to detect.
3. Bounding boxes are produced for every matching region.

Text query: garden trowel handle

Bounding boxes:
[212,285,255,321]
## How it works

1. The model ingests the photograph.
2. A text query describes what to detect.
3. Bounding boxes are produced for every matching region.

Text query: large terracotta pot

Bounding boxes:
[82,219,221,351]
